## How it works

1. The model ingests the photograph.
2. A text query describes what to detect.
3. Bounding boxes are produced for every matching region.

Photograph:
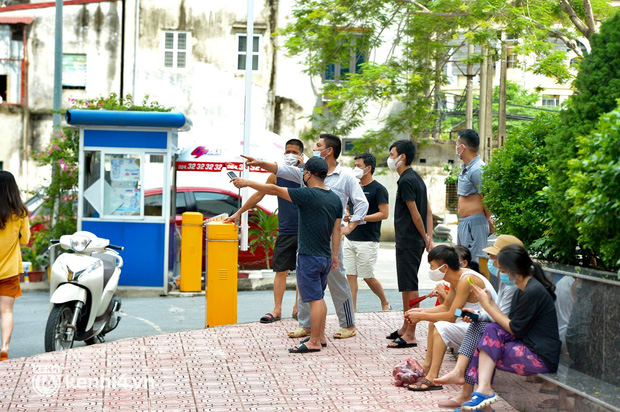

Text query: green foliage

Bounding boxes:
[567,101,620,270]
[481,113,556,251]
[279,0,612,152]
[22,93,172,266]
[248,208,279,270]
[545,12,620,266]
[443,163,459,185]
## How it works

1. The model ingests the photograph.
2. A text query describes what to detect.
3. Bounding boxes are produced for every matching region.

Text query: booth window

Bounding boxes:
[163,31,188,69]
[237,34,260,71]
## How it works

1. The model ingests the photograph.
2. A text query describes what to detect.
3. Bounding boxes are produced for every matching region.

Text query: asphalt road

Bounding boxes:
[10,287,436,360]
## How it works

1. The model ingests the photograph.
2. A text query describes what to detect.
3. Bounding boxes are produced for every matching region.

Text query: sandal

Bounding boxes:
[333,328,356,339]
[288,343,320,354]
[288,327,310,338]
[387,337,418,348]
[0,350,7,361]
[386,330,402,340]
[407,378,443,392]
[461,392,497,411]
[259,313,281,323]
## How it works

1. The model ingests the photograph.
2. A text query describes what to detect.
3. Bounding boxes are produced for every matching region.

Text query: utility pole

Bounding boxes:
[478,45,487,159]
[497,32,508,152]
[52,0,63,130]
[465,43,474,129]
[484,45,494,161]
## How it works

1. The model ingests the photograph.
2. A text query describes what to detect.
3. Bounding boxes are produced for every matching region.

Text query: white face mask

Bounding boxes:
[352,167,365,180]
[428,264,447,282]
[456,144,466,159]
[387,154,403,171]
[283,154,299,166]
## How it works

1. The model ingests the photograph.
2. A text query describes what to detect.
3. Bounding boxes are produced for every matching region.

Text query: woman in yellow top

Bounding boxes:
[0,171,30,361]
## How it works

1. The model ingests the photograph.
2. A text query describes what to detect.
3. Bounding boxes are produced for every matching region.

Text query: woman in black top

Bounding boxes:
[459,244,561,411]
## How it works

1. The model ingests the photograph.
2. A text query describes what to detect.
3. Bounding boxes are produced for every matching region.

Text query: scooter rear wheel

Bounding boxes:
[44,303,76,352]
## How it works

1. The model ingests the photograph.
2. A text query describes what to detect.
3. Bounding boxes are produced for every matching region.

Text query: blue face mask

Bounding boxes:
[313,148,328,159]
[487,259,498,277]
[500,272,515,287]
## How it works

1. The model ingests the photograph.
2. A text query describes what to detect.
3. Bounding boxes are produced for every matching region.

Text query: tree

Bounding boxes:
[278,0,613,151]
[567,101,620,270]
[544,11,620,266]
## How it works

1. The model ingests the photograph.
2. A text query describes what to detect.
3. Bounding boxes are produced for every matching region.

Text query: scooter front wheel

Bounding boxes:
[44,303,76,352]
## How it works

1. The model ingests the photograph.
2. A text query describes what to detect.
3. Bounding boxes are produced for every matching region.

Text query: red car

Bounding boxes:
[144,187,274,269]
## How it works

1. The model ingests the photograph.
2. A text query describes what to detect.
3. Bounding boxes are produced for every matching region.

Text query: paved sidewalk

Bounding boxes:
[0,312,516,411]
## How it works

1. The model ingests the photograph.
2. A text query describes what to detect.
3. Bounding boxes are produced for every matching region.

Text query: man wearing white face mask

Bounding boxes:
[433,235,522,408]
[343,153,390,312]
[225,139,305,323]
[402,245,497,391]
[386,140,435,349]
[455,129,494,265]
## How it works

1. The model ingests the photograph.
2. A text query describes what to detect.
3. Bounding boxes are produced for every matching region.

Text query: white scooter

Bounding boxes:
[45,231,124,352]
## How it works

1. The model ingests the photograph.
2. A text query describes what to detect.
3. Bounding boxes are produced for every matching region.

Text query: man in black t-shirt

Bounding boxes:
[344,153,390,312]
[232,157,342,354]
[385,140,434,349]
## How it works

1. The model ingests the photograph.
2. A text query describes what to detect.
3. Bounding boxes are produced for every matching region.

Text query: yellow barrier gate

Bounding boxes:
[180,212,203,292]
[205,219,238,327]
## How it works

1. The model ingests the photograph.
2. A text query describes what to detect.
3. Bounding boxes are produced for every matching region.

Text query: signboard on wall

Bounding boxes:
[62,54,87,89]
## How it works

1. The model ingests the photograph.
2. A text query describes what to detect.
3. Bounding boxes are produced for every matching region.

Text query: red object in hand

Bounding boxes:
[408,295,428,307]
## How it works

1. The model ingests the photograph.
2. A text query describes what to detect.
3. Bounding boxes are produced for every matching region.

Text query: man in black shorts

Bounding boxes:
[232,157,342,353]
[225,139,304,323]
[385,140,434,348]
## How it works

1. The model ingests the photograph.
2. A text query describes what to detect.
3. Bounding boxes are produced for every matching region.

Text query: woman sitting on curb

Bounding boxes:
[457,244,561,412]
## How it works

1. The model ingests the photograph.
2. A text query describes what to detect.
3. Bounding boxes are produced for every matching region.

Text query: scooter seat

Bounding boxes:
[92,253,117,289]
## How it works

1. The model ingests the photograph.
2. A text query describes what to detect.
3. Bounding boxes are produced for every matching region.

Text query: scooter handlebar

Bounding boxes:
[50,239,60,244]
[108,244,124,251]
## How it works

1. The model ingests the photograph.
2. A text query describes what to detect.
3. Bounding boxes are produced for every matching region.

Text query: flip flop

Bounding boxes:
[387,337,418,348]
[288,327,311,338]
[300,337,327,348]
[333,328,356,339]
[288,343,320,354]
[407,378,443,392]
[386,330,402,340]
[259,313,281,323]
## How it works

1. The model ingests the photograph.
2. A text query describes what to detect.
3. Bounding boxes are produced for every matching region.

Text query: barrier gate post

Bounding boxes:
[180,212,203,292]
[205,220,238,327]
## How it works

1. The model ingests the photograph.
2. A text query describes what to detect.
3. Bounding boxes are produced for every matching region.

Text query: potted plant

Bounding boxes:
[248,208,279,271]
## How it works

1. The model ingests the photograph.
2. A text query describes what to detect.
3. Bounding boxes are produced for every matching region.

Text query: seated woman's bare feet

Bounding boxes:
[434,369,466,385]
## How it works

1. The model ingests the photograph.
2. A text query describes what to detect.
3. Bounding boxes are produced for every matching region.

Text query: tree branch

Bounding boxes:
[393,0,470,16]
[582,0,597,37]
[518,15,584,59]
[559,0,592,40]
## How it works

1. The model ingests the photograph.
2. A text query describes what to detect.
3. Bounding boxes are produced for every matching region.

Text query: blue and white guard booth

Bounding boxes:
[67,110,191,293]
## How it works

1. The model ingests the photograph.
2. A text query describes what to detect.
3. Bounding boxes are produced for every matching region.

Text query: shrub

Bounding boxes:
[481,113,556,251]
[567,102,620,270]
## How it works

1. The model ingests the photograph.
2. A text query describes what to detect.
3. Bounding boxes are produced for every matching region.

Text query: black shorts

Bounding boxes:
[396,243,425,292]
[272,234,298,272]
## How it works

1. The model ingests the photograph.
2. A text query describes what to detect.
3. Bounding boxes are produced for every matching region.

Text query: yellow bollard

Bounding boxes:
[206,221,238,327]
[180,212,203,292]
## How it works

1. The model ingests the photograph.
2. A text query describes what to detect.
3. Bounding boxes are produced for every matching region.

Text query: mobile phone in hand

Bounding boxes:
[226,171,237,180]
[454,308,479,322]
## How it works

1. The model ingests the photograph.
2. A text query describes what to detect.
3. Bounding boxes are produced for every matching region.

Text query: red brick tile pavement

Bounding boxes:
[0,311,518,411]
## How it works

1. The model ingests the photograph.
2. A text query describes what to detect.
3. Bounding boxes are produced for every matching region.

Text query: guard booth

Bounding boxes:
[68,110,192,293]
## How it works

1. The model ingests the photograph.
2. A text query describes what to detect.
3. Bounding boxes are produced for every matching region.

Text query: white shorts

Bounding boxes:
[343,238,380,279]
[434,318,470,350]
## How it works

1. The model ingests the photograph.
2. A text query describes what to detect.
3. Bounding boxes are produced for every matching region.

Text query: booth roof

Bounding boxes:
[65,110,192,131]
